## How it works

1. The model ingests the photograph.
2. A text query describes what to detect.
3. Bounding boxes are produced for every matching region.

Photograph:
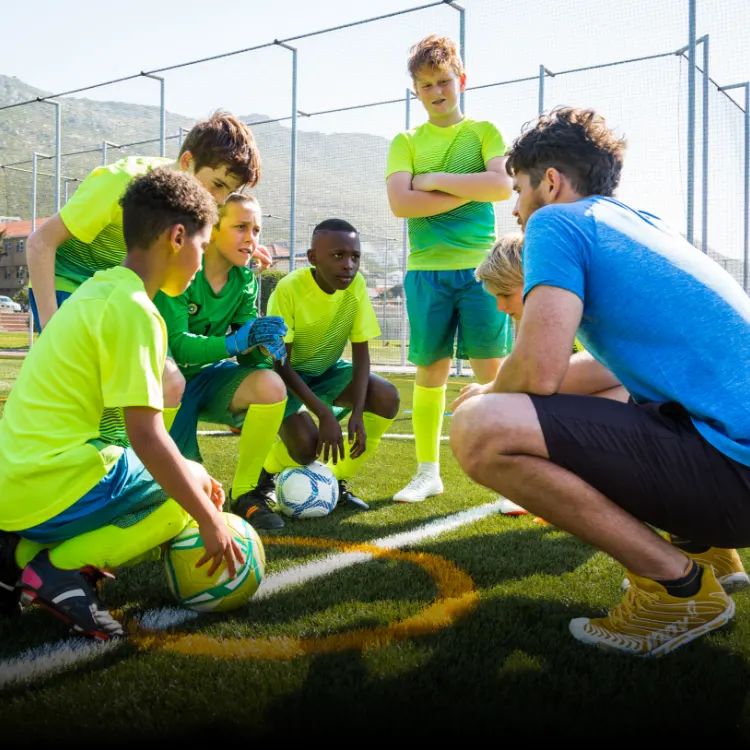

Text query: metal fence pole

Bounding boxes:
[538,64,545,115]
[686,0,697,245]
[275,40,298,273]
[102,140,107,166]
[51,100,62,212]
[701,35,709,254]
[178,126,184,151]
[142,73,166,157]
[446,2,466,113]
[401,88,411,367]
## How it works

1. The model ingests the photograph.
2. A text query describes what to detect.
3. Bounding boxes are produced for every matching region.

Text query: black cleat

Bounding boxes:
[0,531,21,618]
[337,480,370,511]
[231,471,284,531]
[18,550,126,640]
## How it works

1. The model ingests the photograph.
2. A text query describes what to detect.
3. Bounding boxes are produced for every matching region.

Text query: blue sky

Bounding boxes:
[2,0,749,258]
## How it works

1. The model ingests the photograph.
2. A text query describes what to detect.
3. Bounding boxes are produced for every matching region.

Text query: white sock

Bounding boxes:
[418,462,440,476]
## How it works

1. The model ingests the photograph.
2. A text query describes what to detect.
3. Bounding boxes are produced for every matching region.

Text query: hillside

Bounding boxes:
[0,74,402,264]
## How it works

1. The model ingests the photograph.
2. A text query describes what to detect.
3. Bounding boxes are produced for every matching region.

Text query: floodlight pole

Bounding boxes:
[142,73,166,157]
[719,81,750,291]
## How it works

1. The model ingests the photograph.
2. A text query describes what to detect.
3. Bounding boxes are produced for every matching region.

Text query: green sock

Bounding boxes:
[413,384,446,464]
[232,399,287,496]
[263,436,301,475]
[163,406,180,433]
[49,499,190,570]
[330,413,394,480]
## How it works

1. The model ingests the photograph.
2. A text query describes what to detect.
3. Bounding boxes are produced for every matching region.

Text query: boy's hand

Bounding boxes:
[226,316,288,361]
[452,382,492,411]
[208,476,225,510]
[317,409,345,465]
[412,173,440,192]
[251,244,273,272]
[196,515,245,578]
[347,411,367,459]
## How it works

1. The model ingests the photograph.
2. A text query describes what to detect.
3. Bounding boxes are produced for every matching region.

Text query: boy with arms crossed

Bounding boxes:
[263,220,400,509]
[155,193,288,531]
[386,35,513,503]
[0,170,243,637]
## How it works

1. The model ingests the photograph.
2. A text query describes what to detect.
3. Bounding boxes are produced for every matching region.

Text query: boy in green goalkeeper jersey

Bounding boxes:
[0,169,244,637]
[155,194,288,531]
[386,35,514,503]
[263,219,401,509]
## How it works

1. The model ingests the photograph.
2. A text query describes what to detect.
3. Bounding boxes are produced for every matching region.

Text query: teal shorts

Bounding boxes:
[284,359,353,421]
[404,269,513,366]
[19,448,168,543]
[171,359,271,461]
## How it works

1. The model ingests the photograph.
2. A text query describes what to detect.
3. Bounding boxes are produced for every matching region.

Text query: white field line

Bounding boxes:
[197,430,449,441]
[0,498,503,689]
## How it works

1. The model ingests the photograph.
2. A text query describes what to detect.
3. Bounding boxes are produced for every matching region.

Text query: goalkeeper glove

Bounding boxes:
[225,316,288,363]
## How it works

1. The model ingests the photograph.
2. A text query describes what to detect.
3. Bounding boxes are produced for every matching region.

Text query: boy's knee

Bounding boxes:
[281,418,318,466]
[232,369,287,412]
[162,358,186,408]
[367,377,401,419]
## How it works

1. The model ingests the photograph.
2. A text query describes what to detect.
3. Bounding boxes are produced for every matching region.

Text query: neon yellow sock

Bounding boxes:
[413,384,446,464]
[15,538,51,569]
[48,499,190,570]
[330,412,394,480]
[263,436,301,475]
[163,406,180,433]
[231,399,287,496]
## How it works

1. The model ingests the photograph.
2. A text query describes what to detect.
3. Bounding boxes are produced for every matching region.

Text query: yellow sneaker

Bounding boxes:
[668,540,750,594]
[571,566,735,657]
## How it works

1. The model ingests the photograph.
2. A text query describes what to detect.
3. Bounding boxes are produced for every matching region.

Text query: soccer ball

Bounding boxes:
[276,461,339,518]
[164,512,266,612]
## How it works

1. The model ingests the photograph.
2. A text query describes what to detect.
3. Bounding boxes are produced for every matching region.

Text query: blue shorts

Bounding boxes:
[19,448,168,544]
[404,269,513,366]
[284,360,353,421]
[171,360,270,462]
[29,289,72,332]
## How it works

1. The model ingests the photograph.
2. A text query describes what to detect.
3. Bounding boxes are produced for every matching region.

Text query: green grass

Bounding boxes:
[0,332,35,350]
[2,360,750,742]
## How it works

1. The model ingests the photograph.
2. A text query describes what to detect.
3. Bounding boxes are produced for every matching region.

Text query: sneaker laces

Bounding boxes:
[405,471,438,493]
[606,583,657,632]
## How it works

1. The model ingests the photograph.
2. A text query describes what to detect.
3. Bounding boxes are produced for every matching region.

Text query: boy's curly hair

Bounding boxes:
[407,34,464,80]
[179,110,261,188]
[120,168,218,250]
[506,107,627,197]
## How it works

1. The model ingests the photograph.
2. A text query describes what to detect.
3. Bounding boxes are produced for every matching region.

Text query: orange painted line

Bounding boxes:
[126,536,478,662]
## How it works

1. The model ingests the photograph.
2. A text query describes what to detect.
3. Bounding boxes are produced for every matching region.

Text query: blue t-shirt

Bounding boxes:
[523,196,750,467]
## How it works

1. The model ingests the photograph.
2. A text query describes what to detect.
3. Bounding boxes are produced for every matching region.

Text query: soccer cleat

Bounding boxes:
[497,497,529,516]
[336,480,370,511]
[533,517,552,526]
[231,472,284,531]
[623,544,750,595]
[570,566,734,657]
[0,531,21,618]
[18,550,126,640]
[393,470,444,503]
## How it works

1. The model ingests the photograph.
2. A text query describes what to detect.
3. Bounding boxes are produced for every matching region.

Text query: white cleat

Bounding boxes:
[497,497,529,516]
[393,471,444,503]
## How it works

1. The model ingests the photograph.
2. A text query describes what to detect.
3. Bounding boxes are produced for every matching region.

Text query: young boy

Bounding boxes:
[155,193,289,531]
[0,169,244,638]
[386,35,514,503]
[263,219,400,509]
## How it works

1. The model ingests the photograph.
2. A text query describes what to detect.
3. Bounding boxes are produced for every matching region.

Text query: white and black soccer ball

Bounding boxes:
[275,461,339,518]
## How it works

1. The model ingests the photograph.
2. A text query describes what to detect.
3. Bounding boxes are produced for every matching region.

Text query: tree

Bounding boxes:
[13,286,29,308]
[0,229,6,259]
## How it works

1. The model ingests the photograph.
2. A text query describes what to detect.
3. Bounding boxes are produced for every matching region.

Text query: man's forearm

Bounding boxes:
[558,352,621,395]
[391,189,469,218]
[27,235,59,328]
[428,172,512,203]
[490,351,561,396]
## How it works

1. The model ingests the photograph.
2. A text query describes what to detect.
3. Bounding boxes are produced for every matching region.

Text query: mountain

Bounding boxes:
[0,74,403,267]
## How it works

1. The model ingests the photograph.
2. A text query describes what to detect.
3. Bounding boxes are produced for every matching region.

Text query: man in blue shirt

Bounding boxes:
[451,107,750,657]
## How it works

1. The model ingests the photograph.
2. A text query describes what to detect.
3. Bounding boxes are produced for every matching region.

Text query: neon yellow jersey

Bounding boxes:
[267,268,381,376]
[0,267,166,530]
[386,118,505,272]
[53,156,171,293]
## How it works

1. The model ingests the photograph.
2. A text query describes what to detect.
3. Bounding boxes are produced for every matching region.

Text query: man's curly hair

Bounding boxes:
[506,107,627,197]
[120,168,218,250]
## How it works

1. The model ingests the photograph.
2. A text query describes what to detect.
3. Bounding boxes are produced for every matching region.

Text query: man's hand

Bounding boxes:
[411,173,440,192]
[208,476,225,510]
[225,316,288,361]
[347,411,367,459]
[251,244,273,272]
[196,515,245,578]
[452,382,492,411]
[317,409,345,465]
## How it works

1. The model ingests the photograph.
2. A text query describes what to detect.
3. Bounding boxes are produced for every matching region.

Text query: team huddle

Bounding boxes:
[2,34,750,658]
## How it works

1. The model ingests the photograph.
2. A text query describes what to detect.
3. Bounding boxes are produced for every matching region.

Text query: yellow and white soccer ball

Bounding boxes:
[164,512,265,612]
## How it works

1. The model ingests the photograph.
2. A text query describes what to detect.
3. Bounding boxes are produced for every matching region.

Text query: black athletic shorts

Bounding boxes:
[528,394,750,548]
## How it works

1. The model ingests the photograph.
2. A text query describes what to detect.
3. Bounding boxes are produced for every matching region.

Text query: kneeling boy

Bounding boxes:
[0,169,244,637]
[155,193,289,531]
[262,219,400,509]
